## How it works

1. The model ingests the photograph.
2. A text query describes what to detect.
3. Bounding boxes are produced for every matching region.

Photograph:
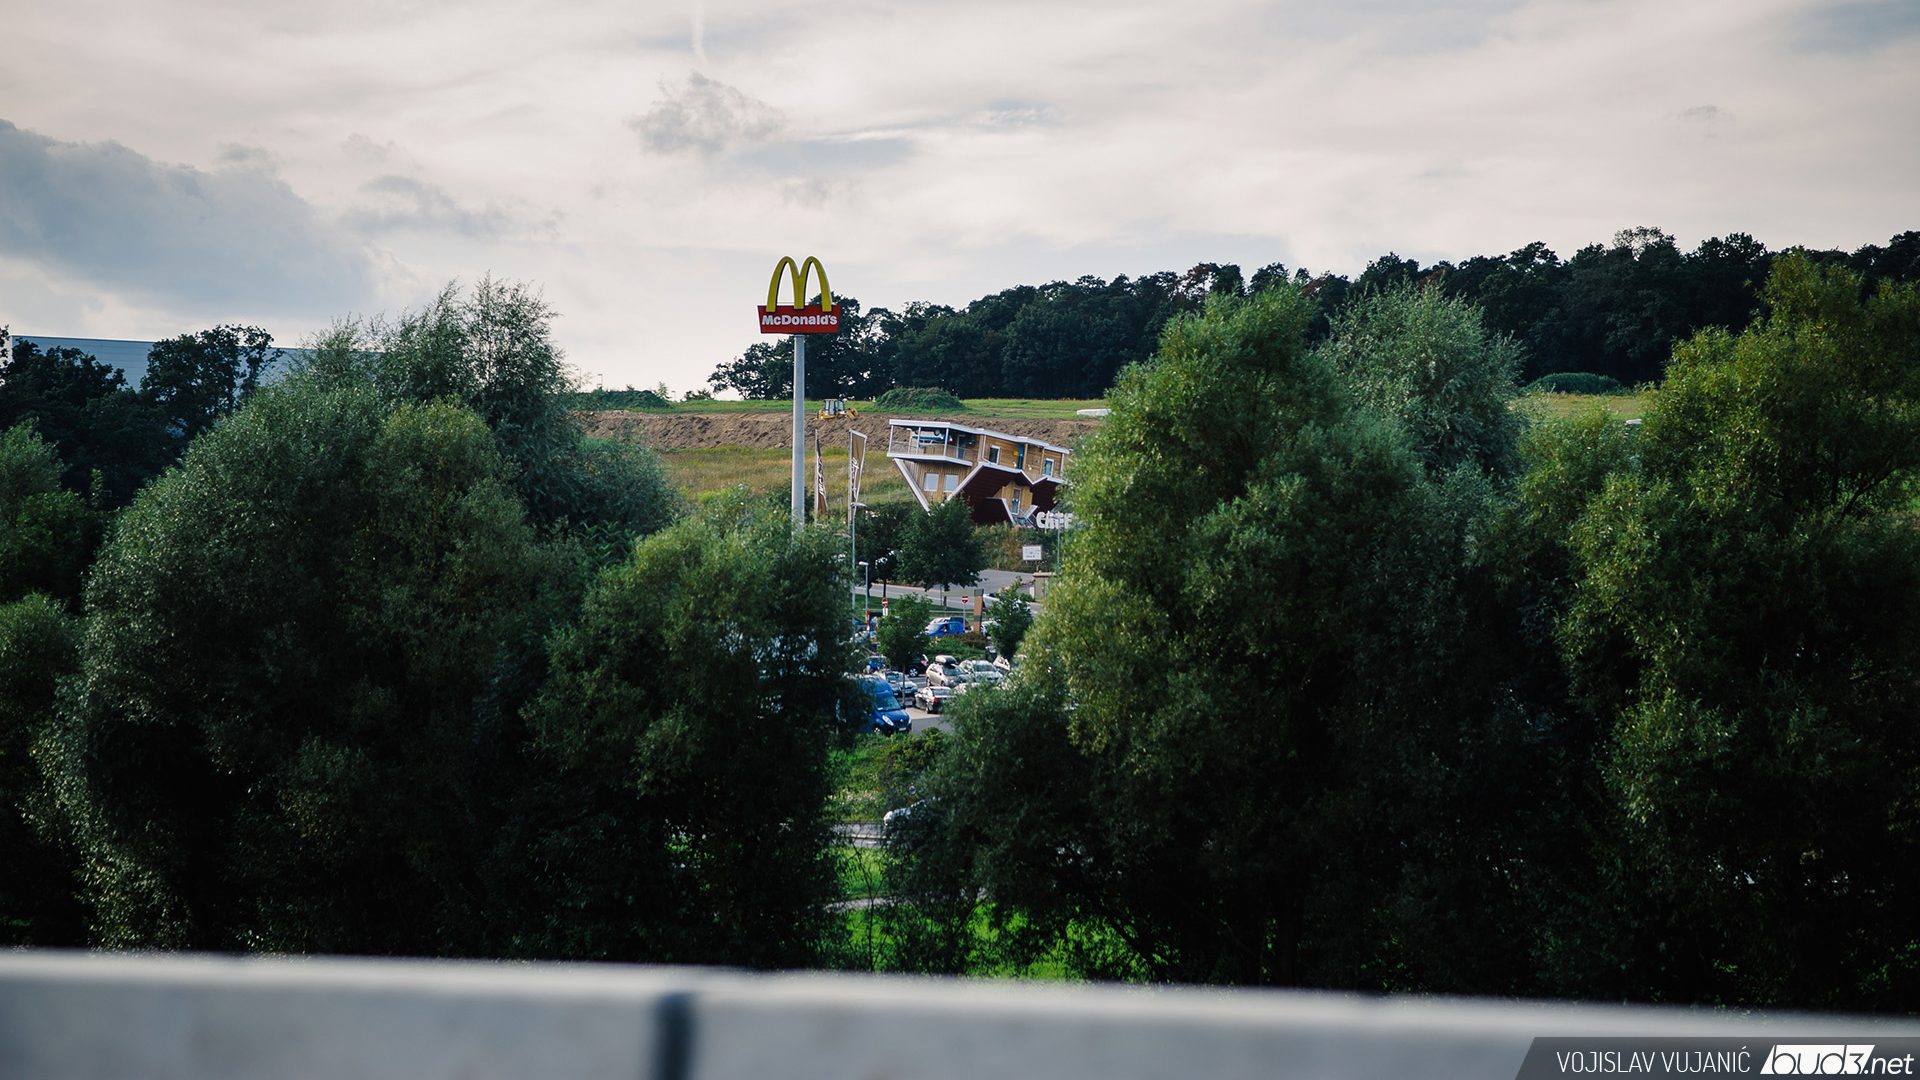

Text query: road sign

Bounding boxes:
[1022,544,1044,562]
[758,256,840,334]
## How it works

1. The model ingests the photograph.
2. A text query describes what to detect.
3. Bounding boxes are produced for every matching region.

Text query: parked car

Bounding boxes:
[925,615,968,637]
[913,684,956,713]
[882,797,939,834]
[862,654,887,674]
[926,661,964,688]
[962,660,1005,684]
[858,675,912,735]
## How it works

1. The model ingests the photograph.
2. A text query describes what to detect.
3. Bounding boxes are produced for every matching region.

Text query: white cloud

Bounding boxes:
[629,72,785,155]
[0,0,1913,393]
[0,119,377,313]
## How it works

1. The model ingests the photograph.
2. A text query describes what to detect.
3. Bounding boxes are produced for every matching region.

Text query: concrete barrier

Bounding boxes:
[1,951,1913,1079]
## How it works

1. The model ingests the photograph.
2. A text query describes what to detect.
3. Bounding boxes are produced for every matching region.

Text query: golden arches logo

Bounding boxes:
[758,255,840,334]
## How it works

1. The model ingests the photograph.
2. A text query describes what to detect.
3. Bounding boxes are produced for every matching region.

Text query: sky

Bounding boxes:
[3,0,1917,395]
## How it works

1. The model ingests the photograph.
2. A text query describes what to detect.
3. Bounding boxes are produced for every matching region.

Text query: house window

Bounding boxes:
[923,472,938,492]
[987,446,1000,464]
[943,474,959,493]
[1042,458,1054,476]
[1011,489,1023,511]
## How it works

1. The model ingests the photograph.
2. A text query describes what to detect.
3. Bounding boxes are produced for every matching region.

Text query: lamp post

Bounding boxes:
[859,559,871,632]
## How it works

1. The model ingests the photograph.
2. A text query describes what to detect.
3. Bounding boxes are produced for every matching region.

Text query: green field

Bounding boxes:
[610,392,1648,501]
[575,394,1109,422]
[1519,390,1651,421]
[659,445,916,506]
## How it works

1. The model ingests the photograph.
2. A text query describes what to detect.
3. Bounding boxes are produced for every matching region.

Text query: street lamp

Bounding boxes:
[858,560,871,632]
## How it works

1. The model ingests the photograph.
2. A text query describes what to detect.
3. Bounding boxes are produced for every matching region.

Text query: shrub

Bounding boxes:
[875,387,965,411]
[1524,371,1629,395]
[570,387,672,410]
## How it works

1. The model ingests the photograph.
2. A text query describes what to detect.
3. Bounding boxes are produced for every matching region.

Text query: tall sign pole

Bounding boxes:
[757,256,840,531]
[792,336,806,527]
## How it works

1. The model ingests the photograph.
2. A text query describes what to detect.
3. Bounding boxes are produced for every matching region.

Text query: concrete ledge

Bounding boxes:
[1,951,1914,1080]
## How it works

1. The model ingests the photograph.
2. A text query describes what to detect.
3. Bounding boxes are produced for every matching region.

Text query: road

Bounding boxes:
[851,568,1045,615]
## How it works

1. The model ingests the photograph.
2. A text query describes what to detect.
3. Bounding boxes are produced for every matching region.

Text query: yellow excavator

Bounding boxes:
[817,399,858,420]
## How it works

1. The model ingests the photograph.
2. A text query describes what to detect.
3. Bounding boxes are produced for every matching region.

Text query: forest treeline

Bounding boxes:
[4,257,1919,1013]
[708,227,1920,401]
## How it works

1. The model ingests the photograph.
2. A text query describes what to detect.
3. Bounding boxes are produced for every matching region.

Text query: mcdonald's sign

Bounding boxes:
[758,255,840,334]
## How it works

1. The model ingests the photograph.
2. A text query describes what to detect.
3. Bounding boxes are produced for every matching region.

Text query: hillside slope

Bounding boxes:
[580,410,1100,451]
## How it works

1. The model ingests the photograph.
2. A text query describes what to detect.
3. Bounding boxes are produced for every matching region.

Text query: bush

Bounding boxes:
[569,387,672,410]
[1524,371,1629,395]
[875,387,965,411]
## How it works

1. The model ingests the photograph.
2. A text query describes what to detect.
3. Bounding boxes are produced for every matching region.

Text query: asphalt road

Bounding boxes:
[903,704,951,735]
[851,568,1046,616]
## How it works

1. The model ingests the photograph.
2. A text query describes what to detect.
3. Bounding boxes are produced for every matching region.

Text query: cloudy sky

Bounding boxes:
[3,0,1916,394]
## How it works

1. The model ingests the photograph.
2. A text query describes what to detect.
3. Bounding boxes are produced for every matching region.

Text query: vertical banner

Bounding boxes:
[814,429,827,520]
[848,429,867,510]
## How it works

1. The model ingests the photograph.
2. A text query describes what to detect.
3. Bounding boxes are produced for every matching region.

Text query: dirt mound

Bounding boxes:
[580,410,1102,452]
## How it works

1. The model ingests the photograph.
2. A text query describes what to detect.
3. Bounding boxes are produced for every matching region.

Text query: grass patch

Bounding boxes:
[582,397,1108,421]
[828,735,893,823]
[660,446,914,504]
[1519,390,1651,422]
[835,846,891,902]
[829,903,1114,981]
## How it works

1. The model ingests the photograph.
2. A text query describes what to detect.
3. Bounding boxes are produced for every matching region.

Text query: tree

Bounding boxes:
[0,424,95,605]
[0,339,174,507]
[308,278,678,540]
[899,288,1526,988]
[897,497,985,601]
[141,324,282,441]
[856,501,915,595]
[1554,254,1920,1008]
[510,498,854,965]
[1315,284,1525,478]
[984,590,1032,659]
[41,379,562,952]
[709,296,889,400]
[876,594,933,672]
[0,594,86,945]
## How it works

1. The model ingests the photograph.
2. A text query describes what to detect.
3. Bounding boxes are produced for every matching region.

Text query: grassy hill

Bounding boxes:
[584,393,1646,501]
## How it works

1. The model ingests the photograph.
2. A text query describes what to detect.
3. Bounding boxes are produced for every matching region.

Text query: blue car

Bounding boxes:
[859,675,913,735]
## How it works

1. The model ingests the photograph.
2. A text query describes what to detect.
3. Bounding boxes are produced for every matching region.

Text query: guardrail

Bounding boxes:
[3,952,1914,1080]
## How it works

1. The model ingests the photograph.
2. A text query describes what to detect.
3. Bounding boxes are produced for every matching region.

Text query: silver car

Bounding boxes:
[913,684,956,713]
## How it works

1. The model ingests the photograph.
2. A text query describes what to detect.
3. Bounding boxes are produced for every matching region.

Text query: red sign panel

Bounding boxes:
[758,305,841,334]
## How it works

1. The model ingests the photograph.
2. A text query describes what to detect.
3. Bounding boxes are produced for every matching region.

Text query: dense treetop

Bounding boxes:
[708,228,1919,401]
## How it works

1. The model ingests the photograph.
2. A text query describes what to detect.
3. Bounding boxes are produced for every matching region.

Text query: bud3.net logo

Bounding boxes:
[1761,1045,1916,1074]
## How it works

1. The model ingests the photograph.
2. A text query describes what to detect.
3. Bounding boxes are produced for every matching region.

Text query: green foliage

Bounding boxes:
[874,386,965,411]
[710,296,892,400]
[307,278,679,539]
[898,497,985,593]
[876,594,933,671]
[568,387,672,410]
[513,501,854,965]
[0,594,86,944]
[0,339,174,508]
[1317,284,1525,477]
[0,424,95,605]
[855,501,914,585]
[985,590,1032,658]
[43,380,562,952]
[141,324,281,441]
[905,288,1530,989]
[1524,371,1630,395]
[875,729,949,814]
[1551,254,1920,1008]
